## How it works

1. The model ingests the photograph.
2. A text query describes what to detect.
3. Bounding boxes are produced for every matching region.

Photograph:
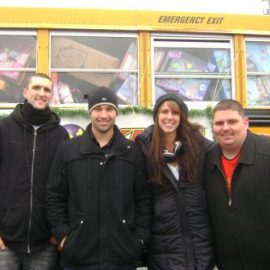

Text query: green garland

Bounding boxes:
[189,106,213,119]
[0,106,213,119]
[52,106,154,118]
[52,106,213,118]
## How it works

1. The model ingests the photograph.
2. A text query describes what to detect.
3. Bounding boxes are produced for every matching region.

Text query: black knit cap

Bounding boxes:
[153,93,188,121]
[88,87,118,113]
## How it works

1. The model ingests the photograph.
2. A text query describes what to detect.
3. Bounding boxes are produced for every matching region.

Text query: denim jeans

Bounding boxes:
[0,243,60,270]
[64,267,136,270]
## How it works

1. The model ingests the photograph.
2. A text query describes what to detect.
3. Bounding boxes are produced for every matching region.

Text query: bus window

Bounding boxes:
[152,35,234,107]
[0,31,37,105]
[50,32,139,106]
[245,38,270,107]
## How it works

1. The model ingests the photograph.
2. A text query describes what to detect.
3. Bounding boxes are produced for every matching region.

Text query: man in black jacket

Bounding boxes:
[0,73,68,270]
[46,86,152,270]
[205,99,270,270]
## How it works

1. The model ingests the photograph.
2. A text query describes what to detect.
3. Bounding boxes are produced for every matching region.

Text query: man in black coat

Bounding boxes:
[46,87,152,270]
[205,99,270,270]
[0,73,69,269]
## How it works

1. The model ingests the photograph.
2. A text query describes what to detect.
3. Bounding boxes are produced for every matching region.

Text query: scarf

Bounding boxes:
[21,101,52,125]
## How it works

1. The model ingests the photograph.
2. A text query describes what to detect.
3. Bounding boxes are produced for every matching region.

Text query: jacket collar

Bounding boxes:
[135,124,153,154]
[209,130,255,171]
[239,130,256,165]
[79,124,132,155]
[11,103,60,131]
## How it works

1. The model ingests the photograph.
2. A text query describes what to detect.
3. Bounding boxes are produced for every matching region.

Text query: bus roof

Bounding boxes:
[0,0,267,15]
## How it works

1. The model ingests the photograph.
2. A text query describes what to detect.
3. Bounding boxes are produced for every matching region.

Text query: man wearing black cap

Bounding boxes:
[46,86,152,270]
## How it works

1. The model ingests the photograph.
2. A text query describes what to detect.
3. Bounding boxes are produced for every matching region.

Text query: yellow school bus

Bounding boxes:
[0,3,270,134]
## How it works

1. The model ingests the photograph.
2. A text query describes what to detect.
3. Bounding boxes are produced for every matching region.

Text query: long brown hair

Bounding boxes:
[150,100,201,185]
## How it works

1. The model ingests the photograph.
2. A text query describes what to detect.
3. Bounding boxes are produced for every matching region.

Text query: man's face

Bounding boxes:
[23,76,53,110]
[213,109,249,151]
[90,104,117,134]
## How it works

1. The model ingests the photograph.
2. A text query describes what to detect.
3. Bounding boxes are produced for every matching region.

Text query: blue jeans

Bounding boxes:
[0,243,60,270]
[64,268,136,270]
[64,267,136,270]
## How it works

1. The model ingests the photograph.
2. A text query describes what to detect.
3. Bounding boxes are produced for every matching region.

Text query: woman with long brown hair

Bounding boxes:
[136,93,215,270]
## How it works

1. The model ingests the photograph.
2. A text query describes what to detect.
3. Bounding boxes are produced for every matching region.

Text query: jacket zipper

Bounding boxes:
[97,153,116,267]
[98,157,104,268]
[220,168,232,207]
[27,128,37,253]
[95,147,129,266]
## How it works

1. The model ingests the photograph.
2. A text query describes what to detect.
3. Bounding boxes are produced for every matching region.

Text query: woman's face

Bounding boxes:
[158,101,180,136]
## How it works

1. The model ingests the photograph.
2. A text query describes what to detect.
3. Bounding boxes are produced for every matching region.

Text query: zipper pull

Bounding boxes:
[228,197,232,207]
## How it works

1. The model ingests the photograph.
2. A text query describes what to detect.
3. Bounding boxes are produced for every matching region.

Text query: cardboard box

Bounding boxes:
[51,37,120,87]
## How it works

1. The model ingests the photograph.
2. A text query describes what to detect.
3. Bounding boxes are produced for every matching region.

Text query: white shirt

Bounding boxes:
[167,163,180,181]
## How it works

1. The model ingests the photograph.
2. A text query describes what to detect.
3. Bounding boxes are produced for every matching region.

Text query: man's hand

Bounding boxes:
[58,236,67,251]
[0,237,6,250]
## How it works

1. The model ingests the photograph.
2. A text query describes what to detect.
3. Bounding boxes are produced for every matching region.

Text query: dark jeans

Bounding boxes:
[0,243,60,270]
[64,267,136,270]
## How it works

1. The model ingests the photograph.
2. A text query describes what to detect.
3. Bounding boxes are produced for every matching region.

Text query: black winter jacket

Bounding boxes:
[46,124,152,269]
[205,131,270,270]
[136,125,215,270]
[0,104,68,253]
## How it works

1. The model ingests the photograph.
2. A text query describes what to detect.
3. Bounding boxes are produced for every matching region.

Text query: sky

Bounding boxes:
[0,0,266,15]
